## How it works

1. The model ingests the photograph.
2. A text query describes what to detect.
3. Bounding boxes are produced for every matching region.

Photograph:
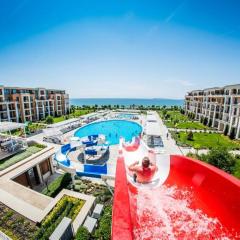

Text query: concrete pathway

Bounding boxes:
[156,113,183,155]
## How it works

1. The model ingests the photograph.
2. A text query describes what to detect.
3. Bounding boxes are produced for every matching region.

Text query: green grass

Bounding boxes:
[160,110,209,130]
[71,109,94,117]
[164,121,176,128]
[41,173,71,197]
[0,145,45,171]
[47,109,95,124]
[175,132,240,150]
[164,119,207,130]
[164,110,189,121]
[52,116,65,123]
[176,121,208,130]
[233,159,240,179]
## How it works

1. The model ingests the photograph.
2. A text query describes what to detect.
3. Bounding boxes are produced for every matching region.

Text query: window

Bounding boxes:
[4,89,10,94]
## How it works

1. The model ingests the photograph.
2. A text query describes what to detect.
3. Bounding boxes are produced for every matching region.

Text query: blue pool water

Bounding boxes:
[117,113,138,119]
[74,120,142,145]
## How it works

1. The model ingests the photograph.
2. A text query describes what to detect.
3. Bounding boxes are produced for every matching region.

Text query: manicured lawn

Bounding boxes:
[175,132,240,150]
[71,109,94,117]
[176,121,208,130]
[52,116,66,123]
[0,145,45,171]
[160,110,209,130]
[161,110,189,122]
[164,121,176,128]
[165,121,207,130]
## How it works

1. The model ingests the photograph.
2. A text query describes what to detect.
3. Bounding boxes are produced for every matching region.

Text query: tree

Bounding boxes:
[45,115,54,124]
[207,147,236,174]
[224,124,229,136]
[187,131,194,141]
[70,105,76,114]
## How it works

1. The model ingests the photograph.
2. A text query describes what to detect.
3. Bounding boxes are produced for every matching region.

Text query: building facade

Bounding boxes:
[185,84,240,139]
[0,85,69,122]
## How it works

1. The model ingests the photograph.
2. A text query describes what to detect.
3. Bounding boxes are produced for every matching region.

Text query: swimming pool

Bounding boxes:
[117,113,138,119]
[74,120,142,145]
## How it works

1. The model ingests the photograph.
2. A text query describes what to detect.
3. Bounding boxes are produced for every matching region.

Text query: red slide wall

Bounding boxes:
[112,155,133,240]
[112,155,240,239]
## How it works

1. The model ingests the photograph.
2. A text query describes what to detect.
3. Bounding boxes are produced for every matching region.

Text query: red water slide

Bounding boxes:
[112,154,240,239]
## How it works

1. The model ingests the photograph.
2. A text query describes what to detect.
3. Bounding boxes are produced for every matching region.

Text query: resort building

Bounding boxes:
[185,84,240,138]
[0,85,69,123]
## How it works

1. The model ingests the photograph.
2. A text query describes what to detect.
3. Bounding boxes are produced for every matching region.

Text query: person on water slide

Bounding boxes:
[128,157,158,183]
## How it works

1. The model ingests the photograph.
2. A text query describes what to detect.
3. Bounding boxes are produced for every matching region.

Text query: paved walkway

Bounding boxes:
[155,113,183,155]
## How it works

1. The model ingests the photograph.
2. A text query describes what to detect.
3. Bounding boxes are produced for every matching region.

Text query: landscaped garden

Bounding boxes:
[35,195,85,240]
[171,131,240,150]
[0,194,86,240]
[41,175,113,240]
[159,109,208,130]
[0,143,46,171]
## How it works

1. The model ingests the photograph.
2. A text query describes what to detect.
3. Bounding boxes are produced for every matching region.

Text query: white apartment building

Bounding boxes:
[0,86,69,123]
[185,84,240,139]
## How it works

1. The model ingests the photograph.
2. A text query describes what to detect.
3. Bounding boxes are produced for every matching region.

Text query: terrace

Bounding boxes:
[0,122,28,161]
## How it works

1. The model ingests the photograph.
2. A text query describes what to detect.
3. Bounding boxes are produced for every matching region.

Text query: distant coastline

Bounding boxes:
[70,98,184,107]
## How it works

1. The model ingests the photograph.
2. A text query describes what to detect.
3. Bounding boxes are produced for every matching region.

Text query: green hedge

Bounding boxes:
[41,173,71,197]
[35,195,85,240]
[93,205,112,240]
[75,226,90,240]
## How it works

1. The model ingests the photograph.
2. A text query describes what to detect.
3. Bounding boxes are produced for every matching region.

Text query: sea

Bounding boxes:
[70,98,184,107]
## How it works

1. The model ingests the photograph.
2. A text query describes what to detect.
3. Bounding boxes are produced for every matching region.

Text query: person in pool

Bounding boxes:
[128,157,158,184]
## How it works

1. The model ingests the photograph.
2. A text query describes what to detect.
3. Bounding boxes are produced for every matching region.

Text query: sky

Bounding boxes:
[0,0,240,99]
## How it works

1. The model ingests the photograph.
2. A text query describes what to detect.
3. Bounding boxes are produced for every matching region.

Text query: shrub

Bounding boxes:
[45,116,54,124]
[229,127,236,140]
[208,119,212,127]
[203,117,208,126]
[42,173,72,197]
[224,124,229,136]
[187,131,194,141]
[35,195,84,240]
[207,147,236,174]
[75,226,90,240]
[94,206,112,240]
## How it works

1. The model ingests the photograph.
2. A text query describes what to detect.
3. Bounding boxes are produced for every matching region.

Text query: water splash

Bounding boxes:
[131,185,238,240]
